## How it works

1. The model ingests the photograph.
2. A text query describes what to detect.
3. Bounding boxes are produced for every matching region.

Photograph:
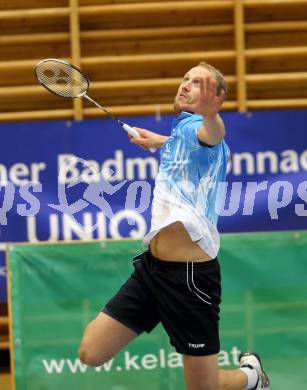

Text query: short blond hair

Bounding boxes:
[198,61,228,98]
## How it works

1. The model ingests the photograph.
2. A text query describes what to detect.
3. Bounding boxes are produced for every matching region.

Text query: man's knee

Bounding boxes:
[78,312,137,367]
[78,320,111,367]
[78,341,109,367]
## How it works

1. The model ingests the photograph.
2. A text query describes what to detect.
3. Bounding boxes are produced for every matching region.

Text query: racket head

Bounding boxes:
[34,58,90,98]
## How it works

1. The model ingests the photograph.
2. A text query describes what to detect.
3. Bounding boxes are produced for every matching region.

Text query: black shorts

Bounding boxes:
[102,250,221,356]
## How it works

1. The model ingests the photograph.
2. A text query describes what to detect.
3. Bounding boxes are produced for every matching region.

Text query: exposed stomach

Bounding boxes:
[149,221,213,262]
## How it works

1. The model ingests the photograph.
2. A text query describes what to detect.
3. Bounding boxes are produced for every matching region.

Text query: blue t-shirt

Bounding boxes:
[144,111,230,258]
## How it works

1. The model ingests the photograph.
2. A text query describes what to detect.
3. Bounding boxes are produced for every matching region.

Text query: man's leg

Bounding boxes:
[79,251,160,367]
[183,352,269,390]
[79,312,138,367]
[219,368,248,390]
[183,354,219,390]
[183,354,248,390]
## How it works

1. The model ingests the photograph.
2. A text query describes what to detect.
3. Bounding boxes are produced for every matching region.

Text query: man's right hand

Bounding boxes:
[129,127,168,151]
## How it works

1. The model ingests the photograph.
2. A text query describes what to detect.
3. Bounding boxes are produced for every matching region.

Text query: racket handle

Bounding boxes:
[122,123,139,137]
[122,123,157,153]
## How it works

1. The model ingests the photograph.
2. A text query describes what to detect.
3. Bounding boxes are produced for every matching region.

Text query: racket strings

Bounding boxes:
[35,60,89,98]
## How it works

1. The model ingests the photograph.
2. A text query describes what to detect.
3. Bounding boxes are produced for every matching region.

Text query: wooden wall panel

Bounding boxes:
[0,0,306,121]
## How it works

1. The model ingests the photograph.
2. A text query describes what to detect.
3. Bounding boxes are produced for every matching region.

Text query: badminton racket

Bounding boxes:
[34,58,156,152]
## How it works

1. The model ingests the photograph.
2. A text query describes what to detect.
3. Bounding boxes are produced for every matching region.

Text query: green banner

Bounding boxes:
[8,231,307,389]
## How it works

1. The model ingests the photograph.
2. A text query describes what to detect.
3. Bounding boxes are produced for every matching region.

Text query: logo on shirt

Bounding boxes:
[188,343,206,349]
[164,141,172,158]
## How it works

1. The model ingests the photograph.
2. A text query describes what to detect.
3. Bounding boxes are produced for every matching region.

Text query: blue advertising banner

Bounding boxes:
[0,109,307,302]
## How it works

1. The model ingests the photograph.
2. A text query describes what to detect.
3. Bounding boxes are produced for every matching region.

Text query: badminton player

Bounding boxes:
[79,62,270,390]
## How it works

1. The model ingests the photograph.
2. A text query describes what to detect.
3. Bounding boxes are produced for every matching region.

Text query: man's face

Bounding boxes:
[174,66,215,113]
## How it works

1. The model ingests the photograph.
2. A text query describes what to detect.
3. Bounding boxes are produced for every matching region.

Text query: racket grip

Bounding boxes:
[122,123,157,153]
[122,123,140,137]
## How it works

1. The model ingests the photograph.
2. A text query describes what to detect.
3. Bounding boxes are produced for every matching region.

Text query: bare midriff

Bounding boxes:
[149,221,213,262]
